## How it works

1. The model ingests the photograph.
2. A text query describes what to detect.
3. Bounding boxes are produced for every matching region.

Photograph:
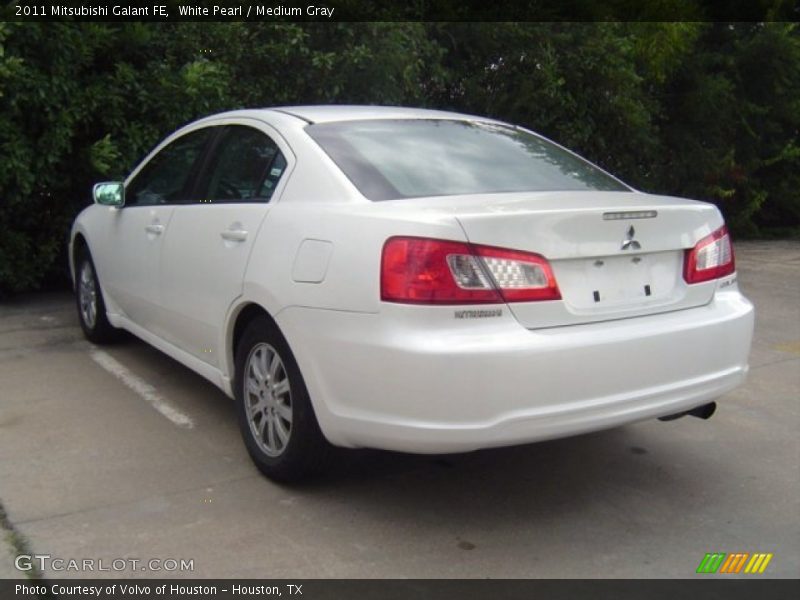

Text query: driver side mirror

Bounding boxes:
[93,182,125,207]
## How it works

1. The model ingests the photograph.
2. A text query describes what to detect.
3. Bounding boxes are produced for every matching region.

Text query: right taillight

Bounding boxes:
[683,225,735,284]
[381,236,561,304]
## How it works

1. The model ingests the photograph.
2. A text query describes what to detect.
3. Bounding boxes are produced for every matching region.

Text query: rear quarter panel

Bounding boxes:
[241,202,467,316]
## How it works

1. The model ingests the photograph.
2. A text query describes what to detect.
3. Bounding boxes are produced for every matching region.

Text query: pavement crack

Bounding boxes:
[750,355,800,370]
[0,498,43,580]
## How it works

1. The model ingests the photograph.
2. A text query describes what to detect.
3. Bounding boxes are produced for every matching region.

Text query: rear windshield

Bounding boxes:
[306,119,630,201]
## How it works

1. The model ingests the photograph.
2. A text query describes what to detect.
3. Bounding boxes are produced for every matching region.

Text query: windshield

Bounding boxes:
[306,119,630,201]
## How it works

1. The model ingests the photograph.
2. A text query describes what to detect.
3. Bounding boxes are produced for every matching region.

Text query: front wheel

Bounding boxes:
[234,316,331,482]
[75,249,119,344]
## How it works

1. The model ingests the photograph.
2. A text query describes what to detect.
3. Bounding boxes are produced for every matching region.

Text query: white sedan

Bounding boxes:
[70,106,754,481]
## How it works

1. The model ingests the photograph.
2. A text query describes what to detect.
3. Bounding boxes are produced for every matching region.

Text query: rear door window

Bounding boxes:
[196,125,285,203]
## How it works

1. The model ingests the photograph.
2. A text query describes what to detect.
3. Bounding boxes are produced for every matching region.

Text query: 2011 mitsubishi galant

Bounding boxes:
[70,106,754,481]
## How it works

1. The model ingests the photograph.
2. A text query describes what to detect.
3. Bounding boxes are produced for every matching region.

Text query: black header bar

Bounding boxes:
[4,0,799,22]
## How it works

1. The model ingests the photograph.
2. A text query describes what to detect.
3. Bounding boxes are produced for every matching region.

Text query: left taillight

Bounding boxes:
[683,225,736,284]
[381,236,561,304]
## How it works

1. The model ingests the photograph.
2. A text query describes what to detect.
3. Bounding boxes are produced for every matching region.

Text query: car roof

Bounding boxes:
[266,105,502,125]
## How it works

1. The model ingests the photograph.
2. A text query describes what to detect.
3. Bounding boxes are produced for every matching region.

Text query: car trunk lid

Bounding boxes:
[405,191,723,328]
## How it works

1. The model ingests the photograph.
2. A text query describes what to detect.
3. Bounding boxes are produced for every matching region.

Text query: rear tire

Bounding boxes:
[234,316,331,482]
[75,249,119,344]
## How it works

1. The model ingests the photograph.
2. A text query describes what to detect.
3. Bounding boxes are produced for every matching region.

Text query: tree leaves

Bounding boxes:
[0,21,797,294]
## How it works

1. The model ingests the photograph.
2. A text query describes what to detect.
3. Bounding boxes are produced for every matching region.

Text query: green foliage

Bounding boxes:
[0,21,798,294]
[429,23,664,183]
[654,23,800,237]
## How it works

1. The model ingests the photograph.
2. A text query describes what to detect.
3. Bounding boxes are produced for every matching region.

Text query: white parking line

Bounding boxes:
[90,349,194,429]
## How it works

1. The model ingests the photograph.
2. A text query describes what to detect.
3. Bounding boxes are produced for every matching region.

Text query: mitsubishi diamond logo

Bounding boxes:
[621,225,641,250]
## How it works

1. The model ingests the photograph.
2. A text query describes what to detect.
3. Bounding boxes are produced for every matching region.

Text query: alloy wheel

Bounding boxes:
[78,261,97,329]
[244,343,293,457]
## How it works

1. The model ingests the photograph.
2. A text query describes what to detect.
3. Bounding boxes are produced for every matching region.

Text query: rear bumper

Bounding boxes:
[277,289,754,453]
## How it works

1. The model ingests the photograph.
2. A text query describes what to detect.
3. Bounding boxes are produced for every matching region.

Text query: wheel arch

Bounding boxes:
[226,302,283,386]
[70,232,90,291]
[224,300,335,430]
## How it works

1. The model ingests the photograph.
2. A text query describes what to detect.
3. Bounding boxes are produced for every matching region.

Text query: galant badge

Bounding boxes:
[621,225,642,250]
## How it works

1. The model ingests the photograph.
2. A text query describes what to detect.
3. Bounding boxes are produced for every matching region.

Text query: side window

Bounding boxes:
[126,128,212,206]
[199,125,286,203]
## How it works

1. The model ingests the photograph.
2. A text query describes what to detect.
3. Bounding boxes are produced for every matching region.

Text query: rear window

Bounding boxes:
[306,119,629,201]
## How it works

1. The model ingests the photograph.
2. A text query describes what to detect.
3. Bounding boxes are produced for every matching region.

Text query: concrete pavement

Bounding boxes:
[0,241,798,579]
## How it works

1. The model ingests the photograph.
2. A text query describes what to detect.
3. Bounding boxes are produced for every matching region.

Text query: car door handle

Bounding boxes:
[220,229,248,242]
[145,224,164,235]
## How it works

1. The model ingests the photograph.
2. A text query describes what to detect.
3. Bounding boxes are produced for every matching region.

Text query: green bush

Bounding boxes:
[1,22,797,294]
